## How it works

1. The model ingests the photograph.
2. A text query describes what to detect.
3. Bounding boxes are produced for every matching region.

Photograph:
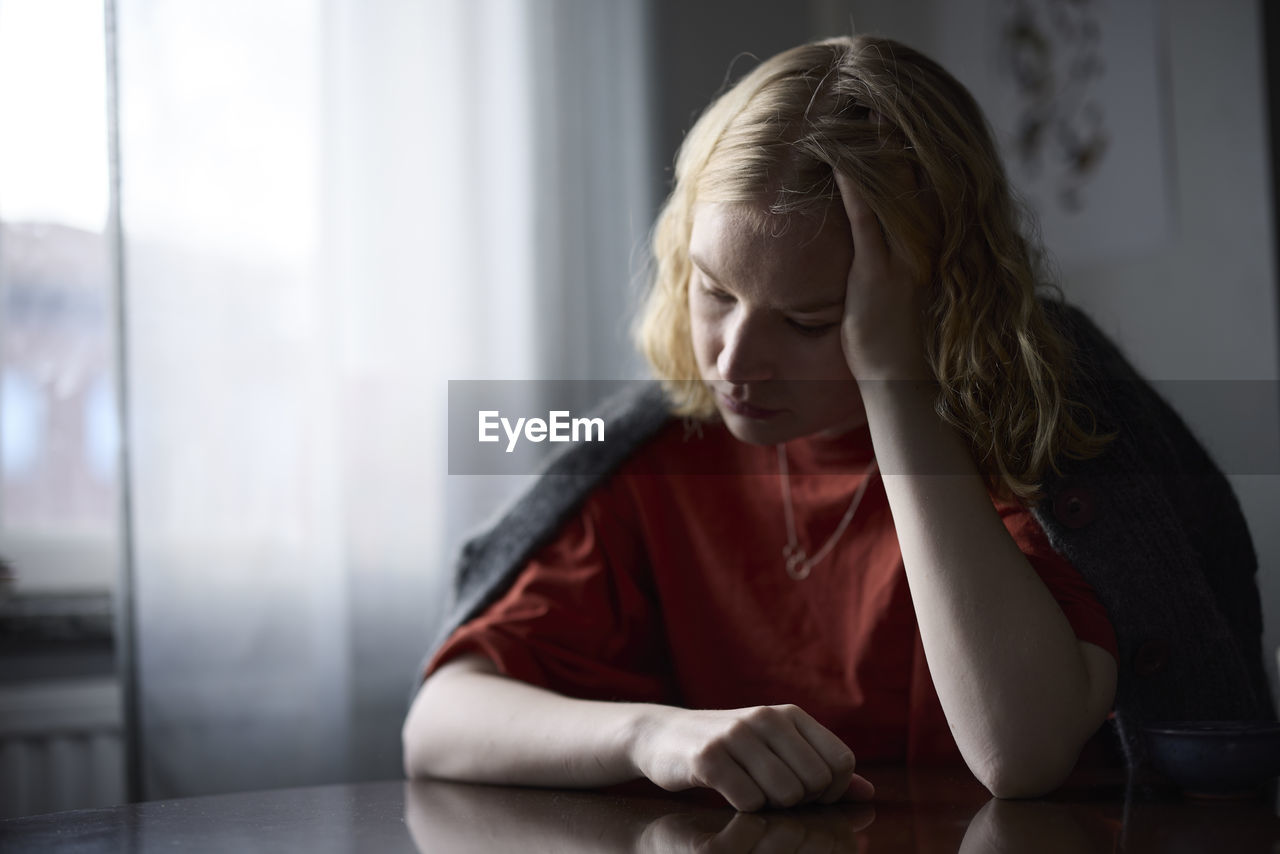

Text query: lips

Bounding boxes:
[718,391,783,419]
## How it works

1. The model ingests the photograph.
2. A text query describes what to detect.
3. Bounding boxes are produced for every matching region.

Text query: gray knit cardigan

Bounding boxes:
[425,301,1275,769]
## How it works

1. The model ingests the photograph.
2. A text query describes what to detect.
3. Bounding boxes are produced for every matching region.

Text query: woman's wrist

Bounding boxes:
[619,703,670,780]
[844,342,932,385]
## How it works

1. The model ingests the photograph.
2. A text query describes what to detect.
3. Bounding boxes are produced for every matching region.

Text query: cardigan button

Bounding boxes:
[1134,640,1170,677]
[1052,486,1096,529]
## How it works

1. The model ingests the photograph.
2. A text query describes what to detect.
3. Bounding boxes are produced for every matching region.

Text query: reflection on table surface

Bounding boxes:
[2,766,1278,852]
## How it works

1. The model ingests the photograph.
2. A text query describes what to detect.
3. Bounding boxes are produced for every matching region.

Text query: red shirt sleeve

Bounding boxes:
[996,500,1119,660]
[423,480,675,704]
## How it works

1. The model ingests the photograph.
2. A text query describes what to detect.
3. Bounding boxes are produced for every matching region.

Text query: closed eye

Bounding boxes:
[788,319,839,337]
[699,284,736,304]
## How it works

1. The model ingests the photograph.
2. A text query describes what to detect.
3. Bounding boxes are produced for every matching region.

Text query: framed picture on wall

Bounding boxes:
[984,0,1173,269]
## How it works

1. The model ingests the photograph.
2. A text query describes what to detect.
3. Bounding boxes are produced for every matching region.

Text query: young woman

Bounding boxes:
[402,35,1271,809]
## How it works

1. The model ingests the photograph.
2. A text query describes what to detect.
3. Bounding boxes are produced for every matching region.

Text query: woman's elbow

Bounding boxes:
[402,656,501,781]
[402,680,448,780]
[402,707,430,779]
[403,711,461,781]
[979,648,1117,798]
[972,742,1080,800]
[979,766,1067,800]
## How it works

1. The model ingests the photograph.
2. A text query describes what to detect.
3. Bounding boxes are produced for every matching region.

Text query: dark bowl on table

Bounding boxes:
[1142,721,1280,795]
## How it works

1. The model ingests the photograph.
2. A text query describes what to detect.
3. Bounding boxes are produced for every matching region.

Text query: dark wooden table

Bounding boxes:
[2,766,1277,852]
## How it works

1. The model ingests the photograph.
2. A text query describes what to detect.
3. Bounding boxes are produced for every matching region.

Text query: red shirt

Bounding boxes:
[427,419,1118,763]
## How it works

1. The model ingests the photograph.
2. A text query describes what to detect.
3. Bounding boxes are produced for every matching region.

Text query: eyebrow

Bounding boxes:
[689,252,844,314]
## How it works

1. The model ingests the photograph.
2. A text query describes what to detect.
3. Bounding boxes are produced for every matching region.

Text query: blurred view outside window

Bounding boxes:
[0,0,119,597]
[0,0,126,820]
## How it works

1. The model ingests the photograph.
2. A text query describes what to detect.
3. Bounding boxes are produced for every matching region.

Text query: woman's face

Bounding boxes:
[688,202,867,445]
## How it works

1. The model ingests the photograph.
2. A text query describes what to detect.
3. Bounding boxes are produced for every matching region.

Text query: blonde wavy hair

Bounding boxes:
[634,35,1111,501]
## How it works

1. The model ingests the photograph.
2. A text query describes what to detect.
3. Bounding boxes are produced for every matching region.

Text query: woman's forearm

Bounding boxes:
[402,655,873,811]
[402,655,645,786]
[860,379,1116,797]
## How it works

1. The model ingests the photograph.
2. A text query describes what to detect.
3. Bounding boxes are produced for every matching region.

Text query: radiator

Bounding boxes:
[0,678,125,819]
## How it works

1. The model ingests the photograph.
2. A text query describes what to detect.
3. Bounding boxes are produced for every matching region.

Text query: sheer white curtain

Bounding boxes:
[116,0,651,796]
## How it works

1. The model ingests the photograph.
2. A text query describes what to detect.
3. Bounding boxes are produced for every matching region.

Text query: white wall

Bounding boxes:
[813,0,1280,696]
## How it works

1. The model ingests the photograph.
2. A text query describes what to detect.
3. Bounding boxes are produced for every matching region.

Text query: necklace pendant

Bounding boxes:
[783,543,811,581]
[777,445,878,582]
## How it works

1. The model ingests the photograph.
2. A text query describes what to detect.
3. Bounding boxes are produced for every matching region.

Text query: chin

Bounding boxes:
[717,410,799,446]
[719,408,868,446]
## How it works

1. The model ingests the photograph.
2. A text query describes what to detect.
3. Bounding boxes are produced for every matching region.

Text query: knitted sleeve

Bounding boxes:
[1031,301,1274,766]
[414,383,672,691]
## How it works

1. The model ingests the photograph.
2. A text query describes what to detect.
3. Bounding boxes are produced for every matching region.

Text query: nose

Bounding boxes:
[716,310,774,384]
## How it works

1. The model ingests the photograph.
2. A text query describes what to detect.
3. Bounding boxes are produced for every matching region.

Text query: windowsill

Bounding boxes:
[0,528,118,595]
[0,590,115,683]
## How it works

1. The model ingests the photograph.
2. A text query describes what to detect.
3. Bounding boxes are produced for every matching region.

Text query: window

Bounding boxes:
[0,0,118,595]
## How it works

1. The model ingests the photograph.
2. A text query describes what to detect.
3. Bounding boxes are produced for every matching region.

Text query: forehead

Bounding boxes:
[688,203,851,304]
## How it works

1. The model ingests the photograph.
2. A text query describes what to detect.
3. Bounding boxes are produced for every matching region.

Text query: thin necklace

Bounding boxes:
[778,444,879,581]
